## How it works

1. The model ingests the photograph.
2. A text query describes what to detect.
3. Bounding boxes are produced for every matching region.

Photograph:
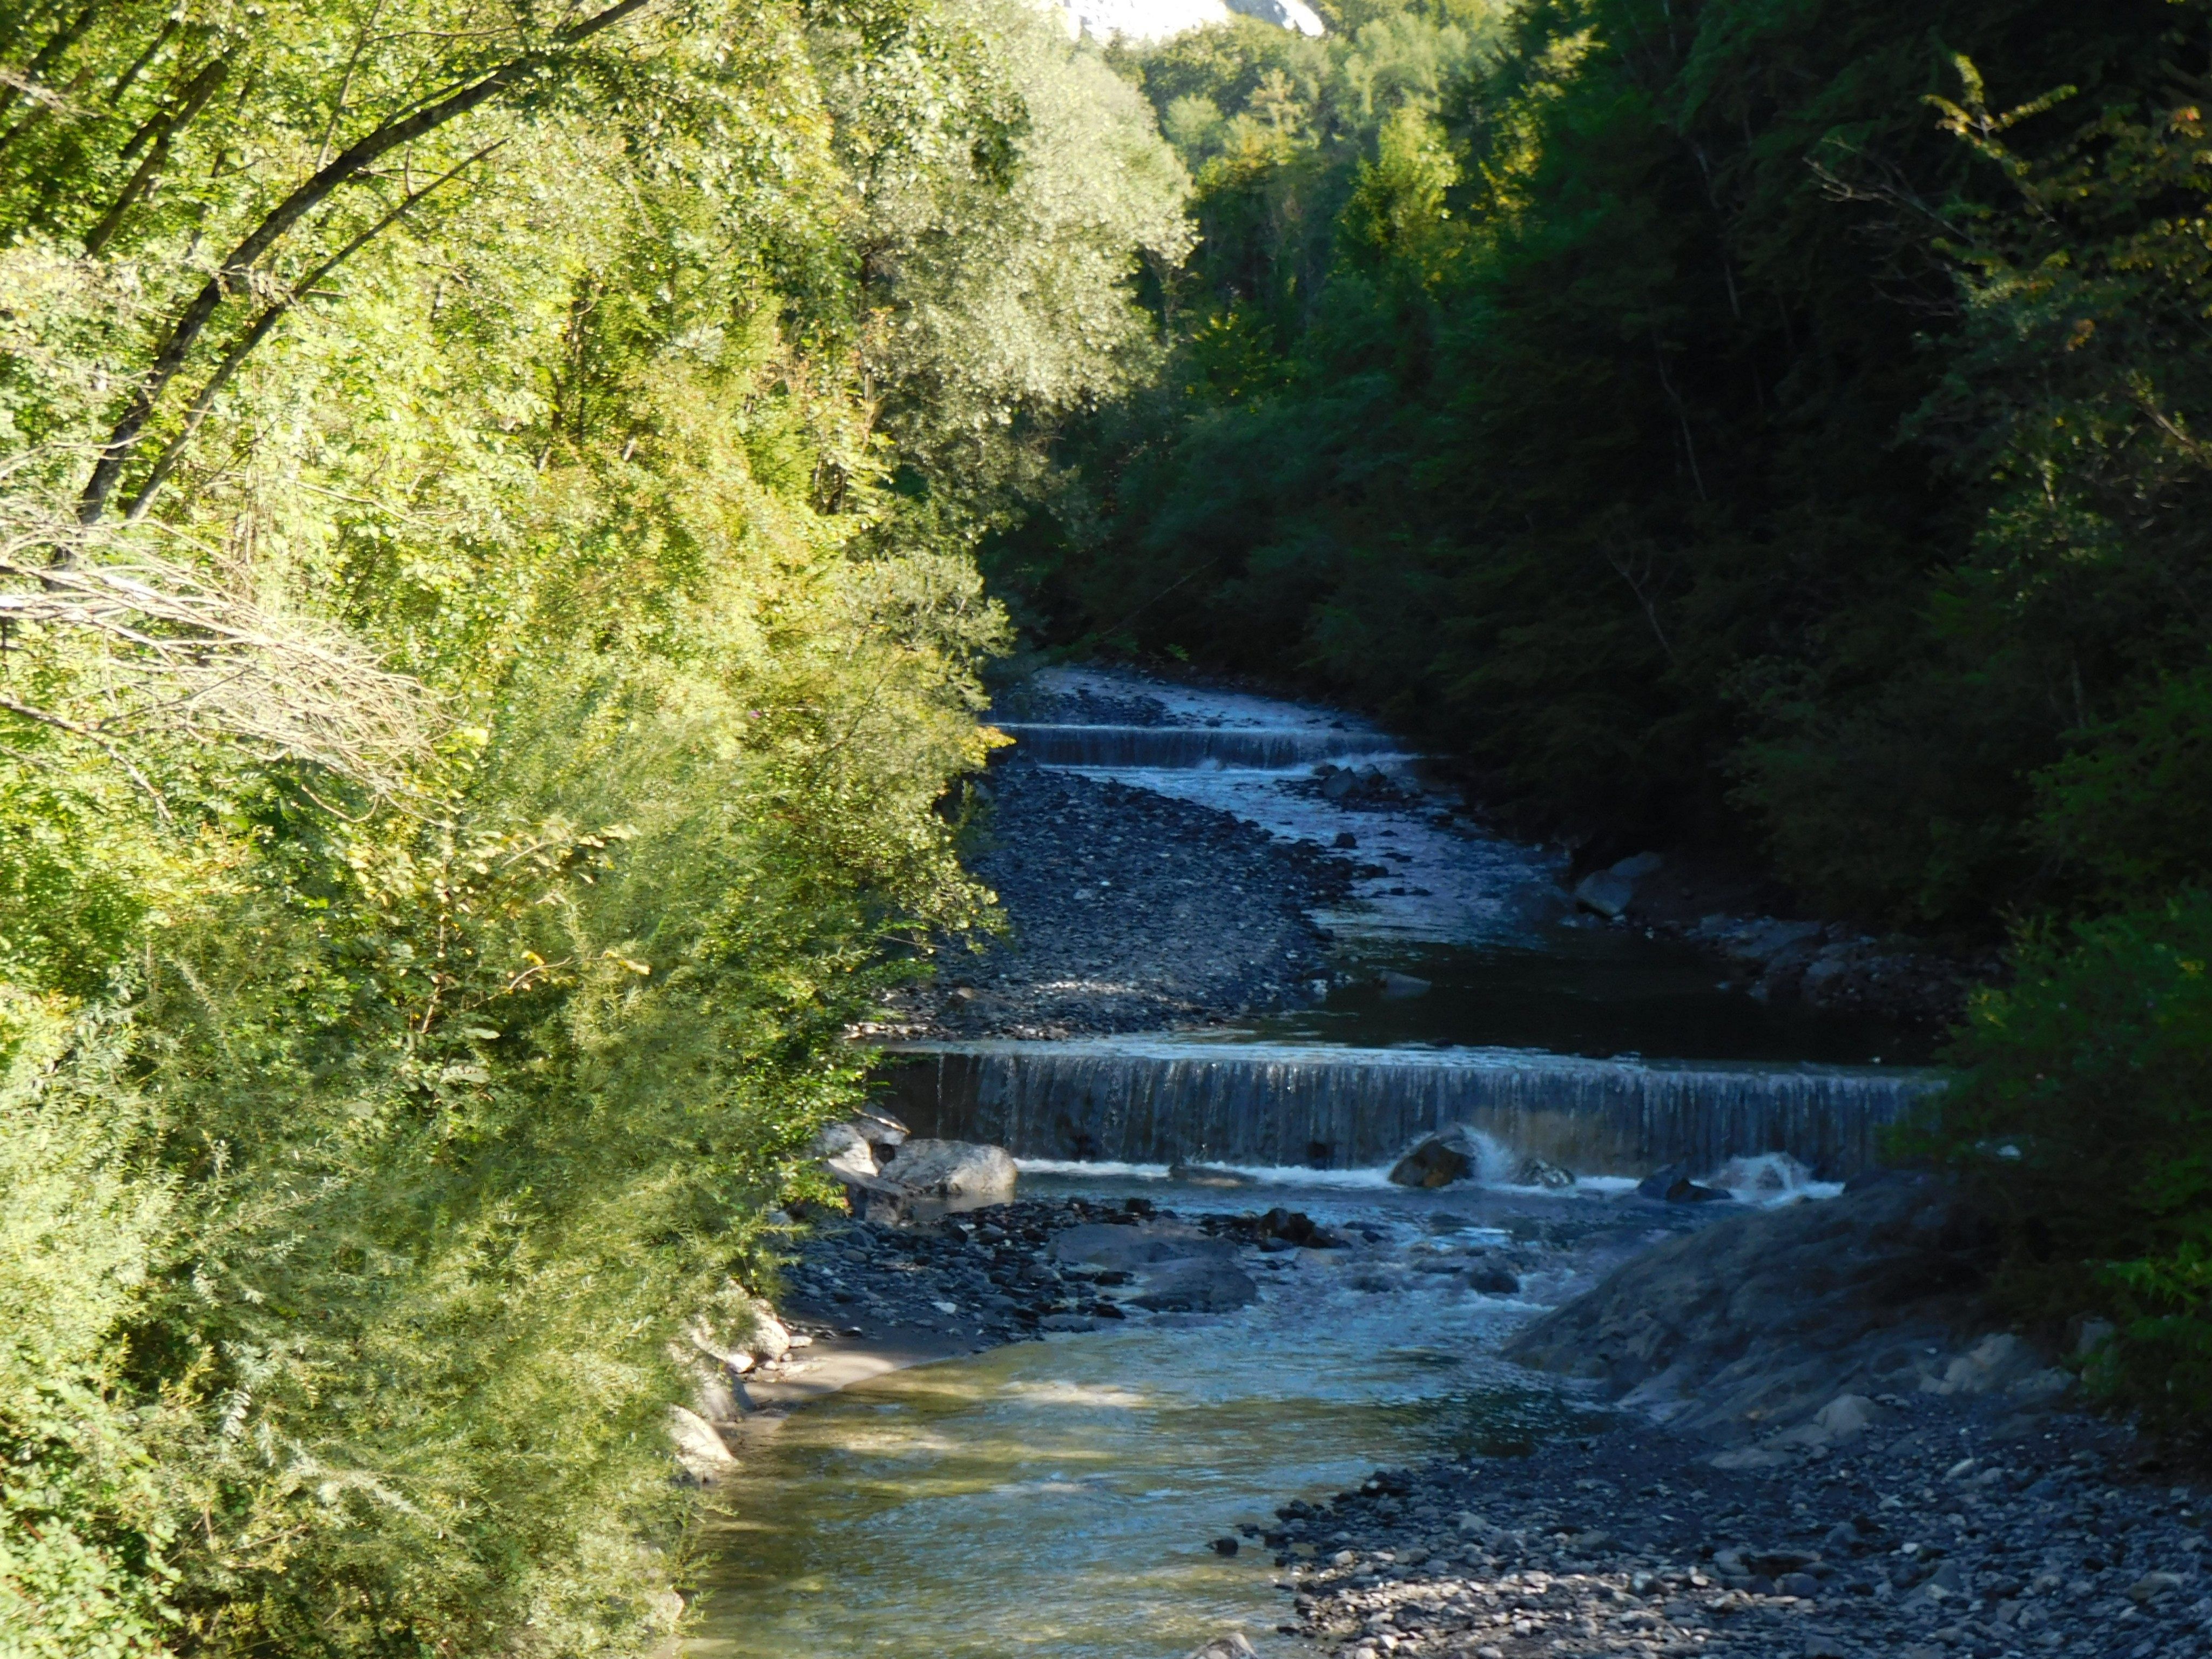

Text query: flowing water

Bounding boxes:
[686,668,1938,1656]
[684,1180,1609,1659]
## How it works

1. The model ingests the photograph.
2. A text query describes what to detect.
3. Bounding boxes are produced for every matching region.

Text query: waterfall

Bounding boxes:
[992,723,1399,769]
[881,1040,1940,1179]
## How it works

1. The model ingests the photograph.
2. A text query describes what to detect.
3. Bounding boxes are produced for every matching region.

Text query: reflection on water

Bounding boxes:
[685,1239,1593,1659]
[1250,936,1931,1065]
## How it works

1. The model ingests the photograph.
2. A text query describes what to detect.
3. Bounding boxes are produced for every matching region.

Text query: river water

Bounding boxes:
[685,668,1914,1657]
[684,1177,1613,1659]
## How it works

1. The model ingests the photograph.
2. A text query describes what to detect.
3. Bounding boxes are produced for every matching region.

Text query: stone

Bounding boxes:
[2127,1572,2184,1602]
[812,1121,879,1183]
[1379,970,1432,999]
[1334,831,1359,848]
[853,1103,909,1152]
[1129,1256,1259,1312]
[1210,1535,1240,1555]
[1573,869,1637,919]
[667,1405,737,1481]
[1515,1156,1575,1189]
[1051,1222,1233,1270]
[1635,1163,1728,1203]
[1466,1263,1521,1296]
[873,1138,1018,1210]
[1183,1635,1257,1659]
[1390,1129,1478,1189]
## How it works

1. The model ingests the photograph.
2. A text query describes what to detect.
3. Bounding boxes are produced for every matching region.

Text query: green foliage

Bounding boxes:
[0,0,1185,1651]
[1031,0,2207,913]
[1017,0,2212,1413]
[1925,896,2212,1430]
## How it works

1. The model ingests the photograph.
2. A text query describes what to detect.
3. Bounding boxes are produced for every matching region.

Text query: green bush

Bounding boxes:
[1926,895,2212,1429]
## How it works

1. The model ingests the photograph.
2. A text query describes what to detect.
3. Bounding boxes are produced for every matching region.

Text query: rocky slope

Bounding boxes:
[874,759,1353,1038]
[1242,1185,2208,1659]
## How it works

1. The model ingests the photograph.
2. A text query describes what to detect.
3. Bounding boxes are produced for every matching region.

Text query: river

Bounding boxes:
[683,667,1919,1658]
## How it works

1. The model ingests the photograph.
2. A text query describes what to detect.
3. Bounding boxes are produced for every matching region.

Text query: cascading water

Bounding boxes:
[687,668,1953,1658]
[885,1039,1937,1181]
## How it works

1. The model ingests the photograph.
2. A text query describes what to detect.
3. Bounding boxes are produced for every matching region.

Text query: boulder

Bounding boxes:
[873,1138,1017,1211]
[1389,1128,1479,1188]
[1466,1262,1521,1296]
[1184,1635,1258,1659]
[852,1103,908,1154]
[1501,1174,2060,1446]
[1515,1156,1575,1189]
[1573,853,1662,919]
[688,1297,789,1366]
[667,1405,737,1482]
[1572,868,1636,919]
[1257,1206,1344,1249]
[1379,970,1432,999]
[1128,1256,1258,1313]
[1052,1222,1233,1271]
[1635,1163,1728,1204]
[812,1121,879,1183]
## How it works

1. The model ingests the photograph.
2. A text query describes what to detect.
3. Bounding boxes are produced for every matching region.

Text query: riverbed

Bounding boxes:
[684,667,1964,1658]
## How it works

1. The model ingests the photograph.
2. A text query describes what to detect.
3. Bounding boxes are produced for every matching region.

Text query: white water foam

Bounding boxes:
[1701,1151,1843,1206]
[1014,1157,1401,1190]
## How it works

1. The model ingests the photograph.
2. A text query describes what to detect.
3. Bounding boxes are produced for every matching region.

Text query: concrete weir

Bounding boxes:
[990,722,1398,769]
[881,1040,1942,1179]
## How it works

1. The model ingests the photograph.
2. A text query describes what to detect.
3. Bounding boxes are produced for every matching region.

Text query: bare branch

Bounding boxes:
[1,473,438,793]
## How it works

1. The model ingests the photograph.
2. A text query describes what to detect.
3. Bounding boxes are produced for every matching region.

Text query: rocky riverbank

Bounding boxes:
[1238,1182,2209,1659]
[873,758,1354,1038]
[1258,1393,2206,1659]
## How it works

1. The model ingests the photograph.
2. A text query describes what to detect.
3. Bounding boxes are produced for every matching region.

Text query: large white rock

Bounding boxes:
[878,1138,1019,1209]
[667,1405,737,1482]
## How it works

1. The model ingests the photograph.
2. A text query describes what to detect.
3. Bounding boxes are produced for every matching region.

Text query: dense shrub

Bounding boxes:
[1928,896,2212,1431]
[0,0,1185,1650]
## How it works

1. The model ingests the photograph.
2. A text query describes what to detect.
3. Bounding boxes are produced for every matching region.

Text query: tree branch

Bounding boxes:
[120,140,506,520]
[75,0,659,527]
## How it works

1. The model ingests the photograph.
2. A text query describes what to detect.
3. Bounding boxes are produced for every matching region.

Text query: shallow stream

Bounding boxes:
[685,1180,1608,1659]
[687,668,1908,1657]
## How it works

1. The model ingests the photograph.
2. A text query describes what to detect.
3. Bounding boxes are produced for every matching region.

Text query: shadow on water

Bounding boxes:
[1249,933,1936,1067]
[683,1286,1599,1659]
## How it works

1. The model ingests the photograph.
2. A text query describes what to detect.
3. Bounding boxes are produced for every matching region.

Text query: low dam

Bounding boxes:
[884,1039,1939,1181]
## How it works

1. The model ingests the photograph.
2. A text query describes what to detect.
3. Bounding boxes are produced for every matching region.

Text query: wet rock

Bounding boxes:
[1378,970,1431,999]
[1183,1635,1257,1659]
[1389,1129,1480,1189]
[1170,1161,1260,1188]
[1635,1163,1728,1203]
[874,1138,1017,1209]
[1514,1156,1575,1190]
[1465,1263,1521,1296]
[1129,1256,1259,1312]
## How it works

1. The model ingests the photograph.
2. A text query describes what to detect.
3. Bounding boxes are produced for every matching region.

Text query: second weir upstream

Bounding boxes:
[685,668,1939,1658]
